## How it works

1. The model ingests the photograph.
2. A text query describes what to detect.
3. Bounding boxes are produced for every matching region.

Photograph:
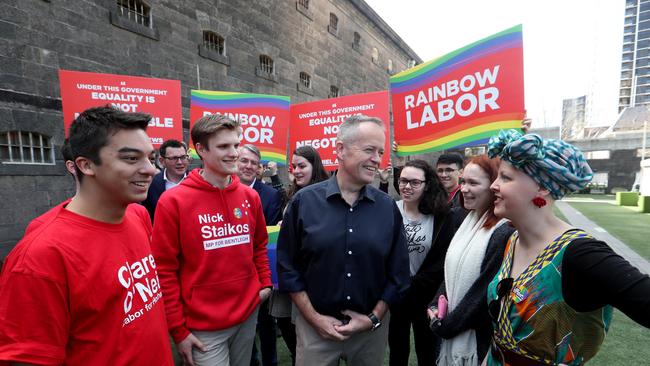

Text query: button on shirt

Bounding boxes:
[277,175,410,319]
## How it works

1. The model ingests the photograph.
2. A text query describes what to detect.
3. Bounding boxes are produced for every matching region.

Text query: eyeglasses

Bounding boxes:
[488,277,513,322]
[436,168,458,175]
[163,155,190,162]
[398,178,424,188]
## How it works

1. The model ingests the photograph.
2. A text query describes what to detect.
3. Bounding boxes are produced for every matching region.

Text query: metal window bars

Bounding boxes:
[117,0,151,28]
[203,31,225,55]
[330,13,338,32]
[259,55,274,74]
[0,131,55,165]
[299,72,311,88]
[330,85,339,98]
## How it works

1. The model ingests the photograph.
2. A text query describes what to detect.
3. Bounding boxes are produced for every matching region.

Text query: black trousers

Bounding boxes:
[388,292,439,366]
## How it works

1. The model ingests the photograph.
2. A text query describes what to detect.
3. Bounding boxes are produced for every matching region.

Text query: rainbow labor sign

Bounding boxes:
[59,70,182,147]
[190,90,290,164]
[390,25,525,155]
[289,91,390,171]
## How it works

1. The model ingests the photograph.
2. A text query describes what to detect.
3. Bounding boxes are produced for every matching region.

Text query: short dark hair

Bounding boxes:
[436,153,464,169]
[191,114,240,157]
[61,138,75,178]
[402,159,449,216]
[288,146,330,199]
[159,139,187,157]
[69,106,151,182]
[61,138,73,162]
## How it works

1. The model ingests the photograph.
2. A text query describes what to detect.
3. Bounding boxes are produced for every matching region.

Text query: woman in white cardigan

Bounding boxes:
[428,155,514,366]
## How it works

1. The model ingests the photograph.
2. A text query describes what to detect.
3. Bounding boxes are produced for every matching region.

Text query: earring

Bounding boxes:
[532,197,547,208]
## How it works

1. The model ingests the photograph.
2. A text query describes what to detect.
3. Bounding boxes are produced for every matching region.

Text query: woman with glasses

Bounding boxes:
[485,130,650,366]
[388,159,457,366]
[427,155,515,366]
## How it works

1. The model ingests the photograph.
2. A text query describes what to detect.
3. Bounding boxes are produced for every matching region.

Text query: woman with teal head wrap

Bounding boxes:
[483,130,650,366]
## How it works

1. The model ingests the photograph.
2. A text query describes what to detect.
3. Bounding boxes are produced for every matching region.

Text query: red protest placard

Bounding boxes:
[390,25,525,155]
[59,70,182,147]
[189,90,291,164]
[289,91,390,171]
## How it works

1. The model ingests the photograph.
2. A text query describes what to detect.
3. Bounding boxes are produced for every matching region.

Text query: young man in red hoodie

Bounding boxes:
[0,106,173,365]
[152,113,272,366]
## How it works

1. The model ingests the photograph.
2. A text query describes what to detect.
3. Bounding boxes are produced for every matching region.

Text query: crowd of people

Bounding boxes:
[0,106,648,366]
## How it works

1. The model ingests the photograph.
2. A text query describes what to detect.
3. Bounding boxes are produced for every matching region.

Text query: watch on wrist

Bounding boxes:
[367,312,382,332]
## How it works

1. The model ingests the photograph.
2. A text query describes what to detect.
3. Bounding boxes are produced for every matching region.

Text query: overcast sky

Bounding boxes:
[365,0,624,128]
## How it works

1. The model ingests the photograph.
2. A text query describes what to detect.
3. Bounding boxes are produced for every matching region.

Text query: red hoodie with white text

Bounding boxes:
[151,169,271,343]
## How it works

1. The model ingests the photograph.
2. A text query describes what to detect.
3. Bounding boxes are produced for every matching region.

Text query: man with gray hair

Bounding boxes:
[277,115,410,365]
[237,144,283,226]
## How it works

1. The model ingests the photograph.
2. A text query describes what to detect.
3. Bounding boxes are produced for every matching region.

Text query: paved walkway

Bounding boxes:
[556,201,650,275]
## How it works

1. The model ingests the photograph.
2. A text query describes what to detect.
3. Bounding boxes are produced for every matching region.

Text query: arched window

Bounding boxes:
[371,47,379,64]
[299,72,311,88]
[0,131,55,165]
[203,31,225,55]
[387,59,393,74]
[329,13,339,36]
[353,32,361,50]
[117,0,151,27]
[330,13,338,32]
[259,55,274,74]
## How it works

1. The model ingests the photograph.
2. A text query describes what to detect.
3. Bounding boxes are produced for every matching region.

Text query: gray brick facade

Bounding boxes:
[0,0,421,257]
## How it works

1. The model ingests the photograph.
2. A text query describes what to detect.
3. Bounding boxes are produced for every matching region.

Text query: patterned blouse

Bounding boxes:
[487,229,613,366]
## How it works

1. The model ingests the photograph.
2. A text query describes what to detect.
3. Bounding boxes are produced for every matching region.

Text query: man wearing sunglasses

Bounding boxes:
[142,139,190,221]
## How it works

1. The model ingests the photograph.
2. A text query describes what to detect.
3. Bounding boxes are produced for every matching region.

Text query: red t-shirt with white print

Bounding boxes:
[0,204,173,365]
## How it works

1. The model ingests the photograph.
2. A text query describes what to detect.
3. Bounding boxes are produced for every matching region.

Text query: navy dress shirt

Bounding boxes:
[277,175,410,319]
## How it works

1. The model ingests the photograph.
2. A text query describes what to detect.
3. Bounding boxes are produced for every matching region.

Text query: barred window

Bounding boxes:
[203,31,225,55]
[117,0,151,28]
[259,55,274,74]
[298,0,309,9]
[330,13,338,33]
[299,72,311,88]
[354,32,361,47]
[330,85,339,98]
[0,131,55,165]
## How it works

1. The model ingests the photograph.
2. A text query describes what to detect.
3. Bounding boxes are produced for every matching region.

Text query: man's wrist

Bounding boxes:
[367,312,382,331]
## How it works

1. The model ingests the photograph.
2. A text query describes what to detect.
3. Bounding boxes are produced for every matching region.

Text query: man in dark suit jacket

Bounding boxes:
[237,144,282,225]
[141,139,190,221]
[237,144,282,366]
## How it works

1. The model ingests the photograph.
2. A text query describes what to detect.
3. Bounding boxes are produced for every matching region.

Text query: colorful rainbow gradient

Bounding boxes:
[390,25,523,155]
[191,90,290,163]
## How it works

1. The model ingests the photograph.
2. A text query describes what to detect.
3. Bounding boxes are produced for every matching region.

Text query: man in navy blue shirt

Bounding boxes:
[277,115,410,366]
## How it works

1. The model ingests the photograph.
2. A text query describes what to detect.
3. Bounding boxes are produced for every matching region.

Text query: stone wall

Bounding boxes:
[0,0,420,257]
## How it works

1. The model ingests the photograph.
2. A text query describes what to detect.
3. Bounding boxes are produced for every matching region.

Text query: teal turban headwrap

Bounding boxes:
[487,129,593,200]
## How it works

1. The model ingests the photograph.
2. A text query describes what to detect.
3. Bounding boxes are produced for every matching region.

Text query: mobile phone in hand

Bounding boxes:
[437,295,448,320]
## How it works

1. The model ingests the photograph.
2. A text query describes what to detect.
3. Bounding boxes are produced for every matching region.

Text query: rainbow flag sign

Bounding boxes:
[390,25,525,155]
[266,225,280,288]
[190,90,291,164]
